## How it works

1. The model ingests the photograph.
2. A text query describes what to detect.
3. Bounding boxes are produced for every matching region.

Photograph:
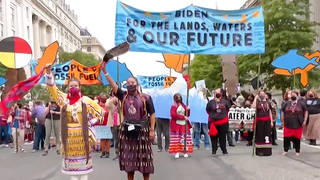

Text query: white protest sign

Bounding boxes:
[195,80,206,90]
[228,107,256,122]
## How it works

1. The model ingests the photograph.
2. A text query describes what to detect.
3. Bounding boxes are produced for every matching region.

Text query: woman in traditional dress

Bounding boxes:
[206,88,231,155]
[45,65,105,180]
[281,91,308,156]
[252,90,273,156]
[169,93,193,158]
[101,62,156,180]
[305,90,320,145]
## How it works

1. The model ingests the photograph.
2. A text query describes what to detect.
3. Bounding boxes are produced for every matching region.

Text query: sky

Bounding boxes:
[67,0,247,77]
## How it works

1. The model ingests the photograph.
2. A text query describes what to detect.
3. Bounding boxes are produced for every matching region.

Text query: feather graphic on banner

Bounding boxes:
[35,41,59,74]
[0,69,45,115]
[162,54,189,73]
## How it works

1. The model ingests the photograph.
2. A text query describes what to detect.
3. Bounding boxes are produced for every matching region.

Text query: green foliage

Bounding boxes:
[238,0,318,93]
[58,50,110,97]
[190,0,319,93]
[190,54,222,90]
[59,50,98,66]
[0,63,7,77]
[30,85,51,102]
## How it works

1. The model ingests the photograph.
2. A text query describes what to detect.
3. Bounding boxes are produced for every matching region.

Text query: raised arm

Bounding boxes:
[100,61,118,95]
[45,65,66,107]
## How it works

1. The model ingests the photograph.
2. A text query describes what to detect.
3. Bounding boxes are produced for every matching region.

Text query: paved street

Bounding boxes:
[1,132,320,180]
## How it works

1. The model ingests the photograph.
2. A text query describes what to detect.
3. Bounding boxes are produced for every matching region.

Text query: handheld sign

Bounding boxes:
[228,107,255,129]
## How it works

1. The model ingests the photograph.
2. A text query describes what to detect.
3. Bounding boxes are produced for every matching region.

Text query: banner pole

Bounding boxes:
[293,72,296,89]
[114,56,122,160]
[15,116,18,153]
[184,54,191,155]
[252,54,261,157]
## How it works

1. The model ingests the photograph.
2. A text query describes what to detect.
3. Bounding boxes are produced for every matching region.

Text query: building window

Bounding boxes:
[27,26,30,40]
[87,38,91,43]
[26,7,29,19]
[10,5,16,28]
[87,47,91,52]
[0,24,3,37]
[0,0,3,22]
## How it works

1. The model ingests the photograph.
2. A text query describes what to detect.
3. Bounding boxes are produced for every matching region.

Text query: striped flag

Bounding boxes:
[0,69,45,115]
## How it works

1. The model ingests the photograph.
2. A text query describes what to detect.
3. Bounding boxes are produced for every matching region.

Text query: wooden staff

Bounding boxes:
[184,55,191,154]
[252,54,261,157]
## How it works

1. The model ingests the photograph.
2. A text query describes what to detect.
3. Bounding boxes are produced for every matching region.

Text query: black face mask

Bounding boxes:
[259,95,265,100]
[216,94,221,99]
[291,96,297,101]
[127,85,137,94]
[232,97,237,102]
[310,95,314,98]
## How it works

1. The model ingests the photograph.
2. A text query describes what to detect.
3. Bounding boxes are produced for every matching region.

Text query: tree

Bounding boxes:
[0,63,6,77]
[190,54,223,91]
[190,0,319,93]
[238,0,319,92]
[59,50,110,97]
[30,85,51,102]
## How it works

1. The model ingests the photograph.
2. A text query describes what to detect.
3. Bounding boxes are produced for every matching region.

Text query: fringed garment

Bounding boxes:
[255,101,272,156]
[46,79,104,175]
[116,89,155,174]
[169,103,193,154]
[119,122,153,173]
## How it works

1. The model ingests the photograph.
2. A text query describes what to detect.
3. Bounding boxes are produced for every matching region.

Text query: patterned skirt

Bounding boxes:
[61,124,93,175]
[169,124,193,154]
[255,119,272,156]
[118,123,154,174]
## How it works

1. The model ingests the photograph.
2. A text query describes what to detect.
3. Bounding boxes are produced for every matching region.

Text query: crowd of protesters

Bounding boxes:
[1,84,320,179]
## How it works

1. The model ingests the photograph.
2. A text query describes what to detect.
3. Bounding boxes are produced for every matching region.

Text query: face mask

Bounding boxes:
[310,95,314,98]
[216,94,221,99]
[232,97,237,102]
[127,84,137,94]
[259,95,265,100]
[291,96,297,101]
[68,87,80,98]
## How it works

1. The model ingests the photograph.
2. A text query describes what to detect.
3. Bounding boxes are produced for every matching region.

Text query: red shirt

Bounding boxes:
[95,102,109,126]
[0,114,8,126]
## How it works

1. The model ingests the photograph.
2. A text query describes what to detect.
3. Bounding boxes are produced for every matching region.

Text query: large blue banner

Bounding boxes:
[115,1,265,54]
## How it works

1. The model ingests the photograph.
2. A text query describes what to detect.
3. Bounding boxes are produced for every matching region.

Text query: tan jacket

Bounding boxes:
[106,98,120,127]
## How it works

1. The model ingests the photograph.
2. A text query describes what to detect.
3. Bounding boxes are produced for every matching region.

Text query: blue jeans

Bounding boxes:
[33,123,45,150]
[0,125,9,144]
[193,122,210,148]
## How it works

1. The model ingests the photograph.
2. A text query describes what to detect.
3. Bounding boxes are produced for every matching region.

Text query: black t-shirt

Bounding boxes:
[45,104,61,120]
[306,98,320,114]
[281,100,307,129]
[206,98,231,121]
[256,101,271,117]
